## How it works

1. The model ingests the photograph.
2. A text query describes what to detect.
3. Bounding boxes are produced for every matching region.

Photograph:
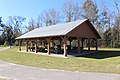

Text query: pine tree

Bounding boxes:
[82,0,99,26]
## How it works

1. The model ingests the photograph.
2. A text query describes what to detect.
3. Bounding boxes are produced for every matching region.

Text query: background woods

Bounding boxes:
[0,0,120,48]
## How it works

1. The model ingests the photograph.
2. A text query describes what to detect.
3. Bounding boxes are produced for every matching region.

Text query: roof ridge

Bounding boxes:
[36,19,88,29]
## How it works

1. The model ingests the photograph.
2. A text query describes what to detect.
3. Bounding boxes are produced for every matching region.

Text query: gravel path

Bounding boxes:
[0,60,120,80]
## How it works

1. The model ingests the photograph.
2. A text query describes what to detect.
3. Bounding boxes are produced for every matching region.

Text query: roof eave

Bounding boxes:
[16,34,66,40]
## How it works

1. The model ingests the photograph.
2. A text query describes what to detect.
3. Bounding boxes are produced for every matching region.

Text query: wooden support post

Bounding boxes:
[46,38,51,55]
[61,36,68,57]
[47,40,50,55]
[42,40,44,47]
[81,39,84,51]
[26,40,29,52]
[59,40,62,50]
[69,39,72,50]
[96,39,98,51]
[63,38,67,56]
[31,41,34,48]
[30,40,34,52]
[88,38,90,51]
[35,40,38,53]
[19,40,22,51]
[77,37,81,53]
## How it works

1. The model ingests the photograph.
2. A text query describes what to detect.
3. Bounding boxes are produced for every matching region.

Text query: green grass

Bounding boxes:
[99,48,120,51]
[85,47,120,51]
[0,47,120,74]
[0,46,5,48]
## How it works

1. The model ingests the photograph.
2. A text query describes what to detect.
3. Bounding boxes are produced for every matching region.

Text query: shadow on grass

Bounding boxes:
[79,50,120,59]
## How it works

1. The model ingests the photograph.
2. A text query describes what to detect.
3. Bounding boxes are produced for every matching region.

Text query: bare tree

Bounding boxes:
[36,16,43,28]
[113,0,120,47]
[7,16,26,37]
[26,18,35,32]
[114,0,120,13]
[63,0,82,22]
[42,8,61,26]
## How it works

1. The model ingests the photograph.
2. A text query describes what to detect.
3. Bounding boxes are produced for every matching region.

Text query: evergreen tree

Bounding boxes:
[103,28,112,47]
[82,0,99,26]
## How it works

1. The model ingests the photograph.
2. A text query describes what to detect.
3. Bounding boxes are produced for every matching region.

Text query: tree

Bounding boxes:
[26,18,35,32]
[7,16,26,37]
[0,17,4,45]
[103,27,112,47]
[3,26,14,48]
[111,0,120,48]
[26,16,43,32]
[99,5,111,30]
[0,17,14,47]
[97,4,113,47]
[82,0,99,26]
[36,16,43,28]
[63,0,82,22]
[0,17,4,31]
[112,26,120,48]
[42,8,61,26]
[112,14,120,47]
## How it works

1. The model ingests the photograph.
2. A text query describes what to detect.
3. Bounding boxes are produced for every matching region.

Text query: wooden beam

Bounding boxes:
[35,40,38,53]
[95,39,98,51]
[59,40,62,50]
[81,39,84,51]
[30,40,34,52]
[77,37,81,53]
[63,38,67,56]
[42,40,44,47]
[61,36,68,57]
[26,40,29,52]
[88,38,90,51]
[69,39,72,50]
[31,41,34,48]
[18,40,22,51]
[46,37,51,55]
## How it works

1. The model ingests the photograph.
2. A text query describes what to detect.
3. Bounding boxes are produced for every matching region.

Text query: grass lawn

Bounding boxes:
[98,48,120,51]
[85,47,120,51]
[0,46,5,48]
[0,47,120,74]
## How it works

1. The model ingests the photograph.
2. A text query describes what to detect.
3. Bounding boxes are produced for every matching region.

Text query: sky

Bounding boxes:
[0,0,120,26]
